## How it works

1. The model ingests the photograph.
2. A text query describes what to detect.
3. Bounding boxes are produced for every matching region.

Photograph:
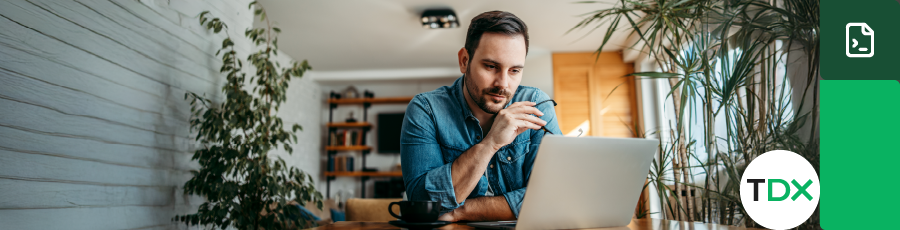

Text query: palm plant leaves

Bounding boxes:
[572,0,818,227]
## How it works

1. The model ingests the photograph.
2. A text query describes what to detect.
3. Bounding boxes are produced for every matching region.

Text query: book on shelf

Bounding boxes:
[331,155,356,172]
[349,130,359,146]
[343,130,362,146]
[344,130,350,146]
[328,130,339,146]
[348,157,354,172]
[328,129,363,147]
[335,156,344,172]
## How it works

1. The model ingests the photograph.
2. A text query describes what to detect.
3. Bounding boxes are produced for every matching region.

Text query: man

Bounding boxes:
[400,11,561,222]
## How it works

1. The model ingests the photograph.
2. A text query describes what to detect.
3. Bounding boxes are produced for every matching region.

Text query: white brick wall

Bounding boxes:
[0,0,321,229]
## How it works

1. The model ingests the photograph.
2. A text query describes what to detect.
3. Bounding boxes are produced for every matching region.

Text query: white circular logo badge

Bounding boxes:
[740,150,819,230]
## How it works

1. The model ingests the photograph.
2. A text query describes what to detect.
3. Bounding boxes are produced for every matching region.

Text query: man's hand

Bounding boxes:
[447,102,546,211]
[437,209,458,222]
[483,101,547,151]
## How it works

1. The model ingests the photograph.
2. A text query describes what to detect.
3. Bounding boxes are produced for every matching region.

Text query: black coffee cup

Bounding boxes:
[388,201,443,222]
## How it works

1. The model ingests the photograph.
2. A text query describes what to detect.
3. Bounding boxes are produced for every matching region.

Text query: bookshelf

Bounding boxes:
[325,145,371,151]
[327,96,414,104]
[327,122,372,128]
[325,91,414,198]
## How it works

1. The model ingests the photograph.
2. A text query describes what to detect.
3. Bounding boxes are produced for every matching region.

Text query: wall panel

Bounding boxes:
[0,0,322,229]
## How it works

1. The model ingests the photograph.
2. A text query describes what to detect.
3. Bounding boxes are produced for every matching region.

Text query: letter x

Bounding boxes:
[791,179,813,201]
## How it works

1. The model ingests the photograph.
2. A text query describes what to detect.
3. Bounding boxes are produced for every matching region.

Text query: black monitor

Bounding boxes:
[377,113,404,153]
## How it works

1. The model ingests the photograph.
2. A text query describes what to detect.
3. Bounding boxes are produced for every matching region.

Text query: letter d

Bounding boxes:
[768,179,790,201]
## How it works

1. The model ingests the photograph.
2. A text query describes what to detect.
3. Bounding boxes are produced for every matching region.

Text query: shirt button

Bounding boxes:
[507,156,512,161]
[476,136,481,140]
[489,164,494,169]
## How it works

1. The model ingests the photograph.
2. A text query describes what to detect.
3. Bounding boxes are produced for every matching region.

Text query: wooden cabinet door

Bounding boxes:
[553,66,593,136]
[552,52,637,137]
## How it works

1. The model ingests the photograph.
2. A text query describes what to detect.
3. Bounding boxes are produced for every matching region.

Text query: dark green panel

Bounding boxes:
[821,1,900,80]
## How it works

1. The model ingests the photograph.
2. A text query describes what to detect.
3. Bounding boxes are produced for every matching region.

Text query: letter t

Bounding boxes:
[747,179,766,201]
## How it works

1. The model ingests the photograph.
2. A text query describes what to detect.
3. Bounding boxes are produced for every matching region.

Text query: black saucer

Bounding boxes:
[388,220,451,229]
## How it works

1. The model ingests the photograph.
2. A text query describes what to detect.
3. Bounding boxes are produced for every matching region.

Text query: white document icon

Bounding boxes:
[846,22,874,58]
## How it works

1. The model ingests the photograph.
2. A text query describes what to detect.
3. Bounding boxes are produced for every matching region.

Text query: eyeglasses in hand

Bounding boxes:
[534,99,556,135]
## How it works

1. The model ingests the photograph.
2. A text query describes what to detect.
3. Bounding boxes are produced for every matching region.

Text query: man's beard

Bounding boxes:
[465,67,512,115]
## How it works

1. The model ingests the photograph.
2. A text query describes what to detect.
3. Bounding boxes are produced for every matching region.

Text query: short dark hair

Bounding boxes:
[464,11,529,62]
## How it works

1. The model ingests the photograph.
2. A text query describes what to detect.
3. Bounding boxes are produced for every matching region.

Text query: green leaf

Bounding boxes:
[198,11,210,20]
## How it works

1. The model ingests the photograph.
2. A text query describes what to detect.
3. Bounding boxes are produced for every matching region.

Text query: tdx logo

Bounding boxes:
[740,150,820,230]
[745,178,814,201]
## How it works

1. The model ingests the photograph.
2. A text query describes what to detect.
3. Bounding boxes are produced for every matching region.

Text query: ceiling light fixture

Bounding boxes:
[421,9,458,29]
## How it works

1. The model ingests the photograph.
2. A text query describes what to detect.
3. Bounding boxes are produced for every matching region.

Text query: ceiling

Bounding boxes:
[256,0,630,72]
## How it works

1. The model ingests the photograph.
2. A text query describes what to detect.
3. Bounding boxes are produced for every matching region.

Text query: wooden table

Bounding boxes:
[309,219,767,230]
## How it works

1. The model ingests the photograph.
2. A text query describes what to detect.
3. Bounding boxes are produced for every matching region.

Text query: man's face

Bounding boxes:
[460,33,527,114]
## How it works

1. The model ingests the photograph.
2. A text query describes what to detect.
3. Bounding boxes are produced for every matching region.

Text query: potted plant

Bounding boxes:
[174,2,323,229]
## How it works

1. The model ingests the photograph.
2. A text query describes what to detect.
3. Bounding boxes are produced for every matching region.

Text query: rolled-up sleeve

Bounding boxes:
[400,95,462,211]
[504,92,562,217]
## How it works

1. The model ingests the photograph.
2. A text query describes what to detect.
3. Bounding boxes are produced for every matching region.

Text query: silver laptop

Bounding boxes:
[469,135,657,230]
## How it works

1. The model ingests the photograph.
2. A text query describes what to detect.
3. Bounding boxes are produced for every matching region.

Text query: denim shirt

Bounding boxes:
[400,76,561,217]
